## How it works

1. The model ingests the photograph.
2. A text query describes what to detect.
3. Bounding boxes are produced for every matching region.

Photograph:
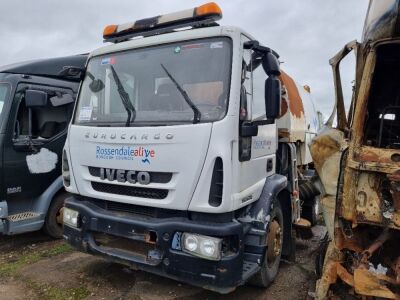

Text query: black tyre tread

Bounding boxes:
[43,193,67,239]
[302,205,317,225]
[301,198,320,226]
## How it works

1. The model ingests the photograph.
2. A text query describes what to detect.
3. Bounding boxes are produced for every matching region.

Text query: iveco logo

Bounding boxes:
[84,132,174,141]
[100,168,151,185]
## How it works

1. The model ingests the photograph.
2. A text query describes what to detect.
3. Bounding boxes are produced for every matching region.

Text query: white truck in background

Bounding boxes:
[62,2,320,292]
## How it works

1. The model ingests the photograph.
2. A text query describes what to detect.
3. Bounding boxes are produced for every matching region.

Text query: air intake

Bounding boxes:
[208,157,223,207]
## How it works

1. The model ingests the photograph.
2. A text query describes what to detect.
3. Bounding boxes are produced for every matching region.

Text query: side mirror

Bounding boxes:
[263,52,281,120]
[265,77,281,120]
[262,52,280,76]
[25,90,48,108]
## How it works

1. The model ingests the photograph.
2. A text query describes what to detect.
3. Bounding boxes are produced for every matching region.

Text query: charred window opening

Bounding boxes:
[364,43,400,149]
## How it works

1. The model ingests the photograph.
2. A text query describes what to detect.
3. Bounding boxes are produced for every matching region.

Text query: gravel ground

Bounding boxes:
[0,226,325,300]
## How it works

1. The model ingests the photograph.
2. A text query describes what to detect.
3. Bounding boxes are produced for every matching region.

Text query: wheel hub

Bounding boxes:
[267,220,282,264]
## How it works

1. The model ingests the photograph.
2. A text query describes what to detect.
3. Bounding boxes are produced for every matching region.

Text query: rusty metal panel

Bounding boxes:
[276,71,306,143]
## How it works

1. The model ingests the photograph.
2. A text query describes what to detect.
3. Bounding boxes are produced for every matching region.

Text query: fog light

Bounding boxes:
[182,233,221,261]
[63,207,80,228]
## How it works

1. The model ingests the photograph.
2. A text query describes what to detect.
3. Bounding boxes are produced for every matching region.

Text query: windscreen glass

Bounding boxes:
[74,37,232,126]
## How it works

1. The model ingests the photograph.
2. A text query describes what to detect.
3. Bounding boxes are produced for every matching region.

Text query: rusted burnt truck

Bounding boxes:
[313,0,400,299]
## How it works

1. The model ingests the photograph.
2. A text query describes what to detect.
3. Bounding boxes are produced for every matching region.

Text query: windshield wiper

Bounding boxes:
[160,64,201,124]
[109,65,136,127]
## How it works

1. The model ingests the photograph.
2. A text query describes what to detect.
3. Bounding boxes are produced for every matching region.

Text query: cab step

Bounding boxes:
[242,261,260,281]
[7,212,40,222]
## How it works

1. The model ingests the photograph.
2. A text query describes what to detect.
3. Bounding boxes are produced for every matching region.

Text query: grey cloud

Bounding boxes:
[0,0,368,116]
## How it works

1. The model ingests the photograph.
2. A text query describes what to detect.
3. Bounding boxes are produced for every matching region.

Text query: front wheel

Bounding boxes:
[250,200,284,287]
[43,193,67,239]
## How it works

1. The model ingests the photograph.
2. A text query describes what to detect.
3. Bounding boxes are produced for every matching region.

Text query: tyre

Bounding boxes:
[250,200,284,287]
[315,232,329,279]
[43,193,67,239]
[301,196,320,226]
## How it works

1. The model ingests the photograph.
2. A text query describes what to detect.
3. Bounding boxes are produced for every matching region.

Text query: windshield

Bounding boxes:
[74,37,232,126]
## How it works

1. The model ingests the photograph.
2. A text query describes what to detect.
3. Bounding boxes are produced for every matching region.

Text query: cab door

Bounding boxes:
[3,82,74,208]
[236,35,277,203]
[0,82,12,202]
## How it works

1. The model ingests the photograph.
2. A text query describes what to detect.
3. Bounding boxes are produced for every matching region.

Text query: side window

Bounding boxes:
[0,84,10,115]
[251,59,267,120]
[241,49,252,120]
[241,44,267,121]
[14,88,74,140]
[364,44,400,148]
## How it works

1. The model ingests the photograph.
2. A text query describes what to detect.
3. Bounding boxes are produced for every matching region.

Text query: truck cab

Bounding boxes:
[63,3,317,292]
[313,1,400,298]
[0,55,87,238]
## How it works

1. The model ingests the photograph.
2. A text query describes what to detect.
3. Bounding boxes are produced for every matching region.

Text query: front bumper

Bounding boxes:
[64,196,246,293]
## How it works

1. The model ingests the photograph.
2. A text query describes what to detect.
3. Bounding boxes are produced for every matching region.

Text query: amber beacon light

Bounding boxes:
[103,2,223,42]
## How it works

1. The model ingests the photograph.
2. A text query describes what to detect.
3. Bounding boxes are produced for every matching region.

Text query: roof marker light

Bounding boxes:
[195,2,222,17]
[103,25,118,37]
[103,2,223,43]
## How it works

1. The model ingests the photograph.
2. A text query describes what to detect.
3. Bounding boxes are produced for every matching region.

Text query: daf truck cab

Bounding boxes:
[0,55,87,238]
[63,3,319,292]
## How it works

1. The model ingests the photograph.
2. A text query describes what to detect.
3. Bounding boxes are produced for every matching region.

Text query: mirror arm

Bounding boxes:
[58,66,86,80]
[244,40,280,59]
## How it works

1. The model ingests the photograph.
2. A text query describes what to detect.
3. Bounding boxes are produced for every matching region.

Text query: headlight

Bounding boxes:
[182,233,222,261]
[63,207,80,228]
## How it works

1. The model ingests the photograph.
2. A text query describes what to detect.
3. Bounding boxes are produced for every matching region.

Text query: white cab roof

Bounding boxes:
[90,26,255,58]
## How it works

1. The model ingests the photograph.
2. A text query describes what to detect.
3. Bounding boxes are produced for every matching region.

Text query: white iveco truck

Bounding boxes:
[63,3,320,293]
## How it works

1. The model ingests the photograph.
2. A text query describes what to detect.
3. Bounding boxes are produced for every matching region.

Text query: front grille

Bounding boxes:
[87,198,187,219]
[91,182,168,199]
[93,199,157,217]
[88,167,172,184]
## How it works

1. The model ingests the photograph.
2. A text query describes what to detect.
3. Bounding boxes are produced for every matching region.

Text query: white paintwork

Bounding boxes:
[26,148,58,174]
[69,124,212,211]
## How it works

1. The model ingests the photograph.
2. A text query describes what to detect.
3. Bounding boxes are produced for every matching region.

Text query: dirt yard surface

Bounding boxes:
[0,226,325,300]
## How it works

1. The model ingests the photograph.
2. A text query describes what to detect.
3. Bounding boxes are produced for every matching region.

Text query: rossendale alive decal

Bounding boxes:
[96,146,155,164]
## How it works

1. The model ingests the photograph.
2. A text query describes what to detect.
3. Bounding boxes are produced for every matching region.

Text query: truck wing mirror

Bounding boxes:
[265,77,281,120]
[263,52,281,120]
[25,90,48,108]
[262,52,280,76]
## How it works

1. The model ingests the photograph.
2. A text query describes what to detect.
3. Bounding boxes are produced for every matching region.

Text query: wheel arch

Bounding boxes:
[33,176,66,217]
[277,188,296,260]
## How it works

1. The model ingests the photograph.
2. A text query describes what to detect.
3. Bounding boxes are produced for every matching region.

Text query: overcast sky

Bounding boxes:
[0,0,369,116]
